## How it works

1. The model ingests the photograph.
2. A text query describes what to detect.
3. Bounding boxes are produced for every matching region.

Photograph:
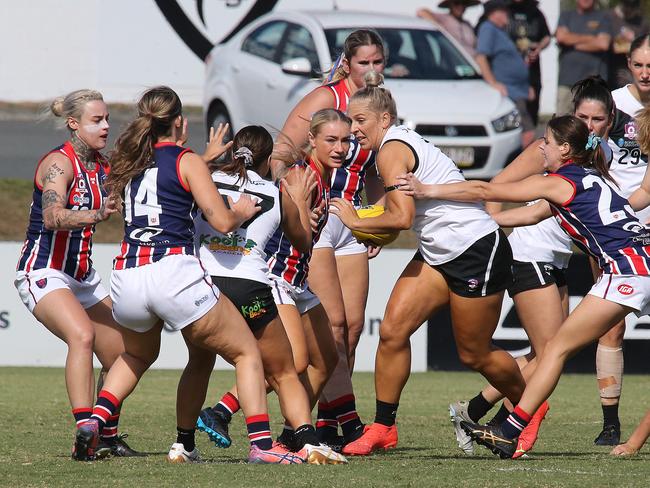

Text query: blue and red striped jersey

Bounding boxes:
[113,143,196,270]
[17,141,109,280]
[265,158,329,288]
[321,79,376,206]
[550,162,650,275]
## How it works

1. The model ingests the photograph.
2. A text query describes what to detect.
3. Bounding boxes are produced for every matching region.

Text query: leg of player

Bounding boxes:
[90,323,163,461]
[256,316,346,464]
[343,259,450,456]
[300,304,339,407]
[463,295,630,459]
[336,252,370,370]
[33,289,97,461]
[173,339,216,463]
[611,409,650,456]
[451,291,526,407]
[182,296,303,464]
[89,297,143,457]
[453,282,568,456]
[595,320,625,446]
[308,247,354,447]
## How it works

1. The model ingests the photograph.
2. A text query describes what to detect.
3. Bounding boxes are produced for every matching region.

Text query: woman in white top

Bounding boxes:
[188,124,345,464]
[330,72,526,456]
[610,104,650,458]
[593,34,650,446]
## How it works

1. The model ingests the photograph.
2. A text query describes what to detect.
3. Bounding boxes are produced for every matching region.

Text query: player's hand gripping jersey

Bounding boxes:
[195,170,281,285]
[265,159,328,288]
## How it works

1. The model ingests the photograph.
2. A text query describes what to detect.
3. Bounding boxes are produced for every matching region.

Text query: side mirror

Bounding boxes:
[281,57,312,77]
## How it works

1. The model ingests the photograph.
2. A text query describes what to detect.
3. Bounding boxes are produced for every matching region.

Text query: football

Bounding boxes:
[351,205,400,246]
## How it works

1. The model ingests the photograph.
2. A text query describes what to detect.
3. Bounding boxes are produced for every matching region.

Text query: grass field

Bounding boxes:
[1,368,648,487]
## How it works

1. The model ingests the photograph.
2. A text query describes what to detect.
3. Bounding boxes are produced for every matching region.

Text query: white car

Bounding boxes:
[203,10,522,179]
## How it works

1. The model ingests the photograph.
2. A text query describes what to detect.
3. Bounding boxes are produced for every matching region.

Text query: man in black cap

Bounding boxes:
[476,0,535,147]
[417,0,480,56]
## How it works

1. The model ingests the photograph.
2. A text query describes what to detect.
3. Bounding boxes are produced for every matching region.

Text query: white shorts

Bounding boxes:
[269,275,320,314]
[15,267,107,313]
[110,254,219,333]
[589,273,650,317]
[313,213,367,256]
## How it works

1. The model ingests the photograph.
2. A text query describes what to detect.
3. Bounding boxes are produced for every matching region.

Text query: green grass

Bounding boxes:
[1,368,649,487]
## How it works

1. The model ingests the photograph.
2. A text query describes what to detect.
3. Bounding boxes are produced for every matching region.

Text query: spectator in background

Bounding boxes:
[506,0,551,127]
[556,0,612,115]
[476,0,535,148]
[417,0,480,57]
[609,0,650,88]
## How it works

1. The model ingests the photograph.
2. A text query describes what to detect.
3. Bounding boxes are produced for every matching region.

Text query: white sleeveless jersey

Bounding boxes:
[508,201,573,269]
[195,170,281,285]
[608,87,647,209]
[380,125,498,264]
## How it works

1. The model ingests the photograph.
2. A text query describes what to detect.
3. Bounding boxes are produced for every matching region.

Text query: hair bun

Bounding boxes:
[50,97,65,117]
[363,71,384,88]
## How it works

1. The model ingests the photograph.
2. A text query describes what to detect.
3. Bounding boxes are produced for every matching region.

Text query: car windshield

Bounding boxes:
[324,28,479,80]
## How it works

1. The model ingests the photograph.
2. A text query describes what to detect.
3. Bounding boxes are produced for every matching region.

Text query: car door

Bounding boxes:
[235,20,290,129]
[274,23,321,121]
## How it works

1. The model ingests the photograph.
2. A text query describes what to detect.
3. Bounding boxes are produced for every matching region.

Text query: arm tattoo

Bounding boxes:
[41,189,64,210]
[41,163,65,186]
[41,189,103,229]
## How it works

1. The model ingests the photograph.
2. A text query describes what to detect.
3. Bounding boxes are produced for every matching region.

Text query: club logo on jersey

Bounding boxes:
[618,284,634,295]
[35,278,48,289]
[625,122,637,141]
[129,227,164,243]
[467,278,479,291]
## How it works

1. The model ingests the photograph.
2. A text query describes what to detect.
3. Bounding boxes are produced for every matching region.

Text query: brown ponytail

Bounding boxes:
[547,115,617,186]
[107,86,182,196]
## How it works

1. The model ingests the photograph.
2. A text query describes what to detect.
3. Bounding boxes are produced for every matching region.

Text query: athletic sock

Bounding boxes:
[374,400,399,427]
[330,394,364,438]
[602,404,620,428]
[488,403,511,426]
[246,414,273,450]
[214,392,239,422]
[91,390,121,432]
[72,408,92,428]
[294,424,319,449]
[176,427,196,452]
[501,405,532,439]
[316,401,338,438]
[467,392,494,422]
[101,414,120,442]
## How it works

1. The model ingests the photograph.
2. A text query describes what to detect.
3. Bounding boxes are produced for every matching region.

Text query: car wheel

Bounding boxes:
[206,102,233,143]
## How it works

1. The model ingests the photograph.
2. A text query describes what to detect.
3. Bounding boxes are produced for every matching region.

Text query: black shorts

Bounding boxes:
[211,276,278,332]
[508,260,567,296]
[414,229,513,297]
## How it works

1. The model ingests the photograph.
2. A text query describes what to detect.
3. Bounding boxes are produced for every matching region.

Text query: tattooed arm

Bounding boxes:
[38,153,118,230]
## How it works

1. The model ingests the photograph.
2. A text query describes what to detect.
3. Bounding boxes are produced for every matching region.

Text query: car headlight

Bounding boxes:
[491,109,521,133]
